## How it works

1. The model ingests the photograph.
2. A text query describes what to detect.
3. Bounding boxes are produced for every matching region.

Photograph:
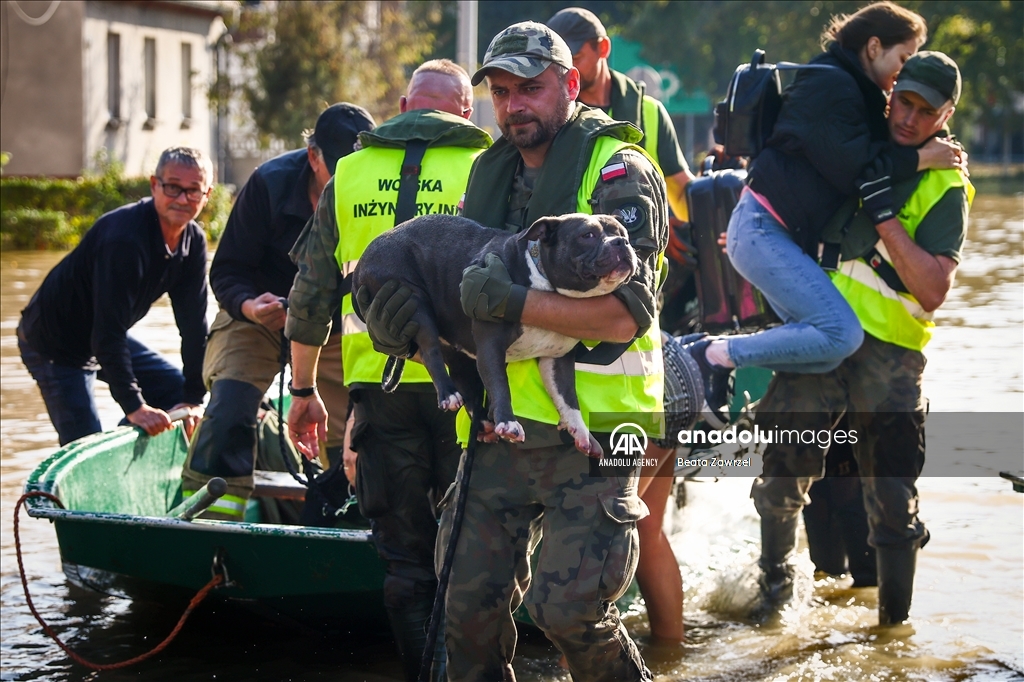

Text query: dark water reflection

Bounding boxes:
[2,195,1022,681]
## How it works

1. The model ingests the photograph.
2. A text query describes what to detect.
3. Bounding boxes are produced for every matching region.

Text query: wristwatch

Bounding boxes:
[287,381,316,398]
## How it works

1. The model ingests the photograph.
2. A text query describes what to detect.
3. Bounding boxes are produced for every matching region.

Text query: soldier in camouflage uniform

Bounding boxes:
[750,52,972,627]
[361,22,667,682]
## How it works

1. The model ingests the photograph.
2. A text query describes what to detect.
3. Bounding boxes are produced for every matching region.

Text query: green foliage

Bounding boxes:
[0,175,233,250]
[1,209,76,250]
[624,1,1023,143]
[238,1,435,145]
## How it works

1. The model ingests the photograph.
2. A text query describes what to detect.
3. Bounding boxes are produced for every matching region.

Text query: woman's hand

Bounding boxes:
[917,137,966,172]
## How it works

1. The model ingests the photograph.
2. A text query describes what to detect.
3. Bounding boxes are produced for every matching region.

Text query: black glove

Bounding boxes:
[857,154,895,225]
[460,253,528,324]
[354,280,419,358]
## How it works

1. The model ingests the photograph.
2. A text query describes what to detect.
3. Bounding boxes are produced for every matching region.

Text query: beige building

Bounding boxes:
[0,0,231,178]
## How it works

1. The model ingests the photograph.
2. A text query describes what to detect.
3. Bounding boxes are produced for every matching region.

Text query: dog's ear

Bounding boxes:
[519,216,559,245]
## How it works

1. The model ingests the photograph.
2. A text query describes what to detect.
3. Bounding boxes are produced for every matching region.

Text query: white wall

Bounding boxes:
[83,2,225,177]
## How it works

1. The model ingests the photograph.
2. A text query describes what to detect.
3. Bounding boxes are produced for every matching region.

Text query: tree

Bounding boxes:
[239,1,434,147]
[624,1,1022,154]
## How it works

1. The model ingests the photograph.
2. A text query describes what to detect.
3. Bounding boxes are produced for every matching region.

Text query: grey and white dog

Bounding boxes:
[351,213,637,456]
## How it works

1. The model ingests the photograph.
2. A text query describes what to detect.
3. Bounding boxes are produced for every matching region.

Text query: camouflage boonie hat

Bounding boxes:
[471,21,574,86]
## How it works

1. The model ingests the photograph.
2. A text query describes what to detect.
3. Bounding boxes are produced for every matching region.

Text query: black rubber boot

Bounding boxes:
[750,515,799,622]
[386,594,445,682]
[877,547,917,625]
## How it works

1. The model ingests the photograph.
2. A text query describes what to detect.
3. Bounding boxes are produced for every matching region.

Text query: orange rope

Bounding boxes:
[14,491,224,671]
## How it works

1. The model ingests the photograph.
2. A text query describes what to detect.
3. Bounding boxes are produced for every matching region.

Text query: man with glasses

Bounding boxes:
[18,147,213,446]
[180,103,375,521]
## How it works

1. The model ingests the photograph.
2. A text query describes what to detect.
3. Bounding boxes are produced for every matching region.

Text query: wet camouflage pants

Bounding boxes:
[437,437,652,682]
[751,333,930,550]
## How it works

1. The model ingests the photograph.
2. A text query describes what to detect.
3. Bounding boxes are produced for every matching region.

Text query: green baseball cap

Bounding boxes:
[547,7,607,55]
[894,51,961,108]
[471,21,574,86]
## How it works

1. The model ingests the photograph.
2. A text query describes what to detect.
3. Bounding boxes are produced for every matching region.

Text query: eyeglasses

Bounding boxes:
[156,178,208,202]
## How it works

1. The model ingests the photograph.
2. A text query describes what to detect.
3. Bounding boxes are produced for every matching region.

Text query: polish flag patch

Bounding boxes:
[457,193,465,211]
[600,162,627,182]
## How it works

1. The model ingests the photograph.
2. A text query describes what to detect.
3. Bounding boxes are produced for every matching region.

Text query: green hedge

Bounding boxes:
[0,175,233,249]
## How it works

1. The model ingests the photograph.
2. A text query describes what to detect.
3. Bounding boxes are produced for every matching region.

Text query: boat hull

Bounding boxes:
[24,424,389,628]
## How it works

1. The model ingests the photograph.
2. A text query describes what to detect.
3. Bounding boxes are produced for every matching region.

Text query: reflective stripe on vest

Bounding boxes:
[641,95,661,172]
[334,144,482,386]
[830,169,974,351]
[182,489,247,518]
[503,135,665,436]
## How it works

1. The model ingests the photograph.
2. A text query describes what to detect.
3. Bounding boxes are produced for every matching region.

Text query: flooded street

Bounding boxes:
[1,194,1022,681]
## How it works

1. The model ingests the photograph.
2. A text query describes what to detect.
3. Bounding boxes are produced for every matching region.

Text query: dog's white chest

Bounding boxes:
[505,326,578,362]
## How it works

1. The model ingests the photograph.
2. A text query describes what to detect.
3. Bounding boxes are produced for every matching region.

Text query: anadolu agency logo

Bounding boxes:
[609,422,648,458]
[596,423,657,469]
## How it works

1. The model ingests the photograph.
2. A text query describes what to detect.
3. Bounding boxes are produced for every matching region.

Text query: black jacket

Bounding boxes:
[211,149,322,321]
[19,199,208,413]
[748,42,918,254]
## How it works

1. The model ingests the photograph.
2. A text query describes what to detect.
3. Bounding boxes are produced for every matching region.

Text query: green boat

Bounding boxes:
[22,421,390,630]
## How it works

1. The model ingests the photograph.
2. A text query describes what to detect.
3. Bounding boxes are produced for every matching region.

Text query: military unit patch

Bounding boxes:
[615,203,642,226]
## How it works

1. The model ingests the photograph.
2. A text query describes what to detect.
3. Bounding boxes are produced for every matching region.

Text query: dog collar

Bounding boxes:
[527,239,547,278]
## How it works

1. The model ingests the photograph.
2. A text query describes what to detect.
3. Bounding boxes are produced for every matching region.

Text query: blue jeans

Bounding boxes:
[725,192,863,373]
[18,330,185,446]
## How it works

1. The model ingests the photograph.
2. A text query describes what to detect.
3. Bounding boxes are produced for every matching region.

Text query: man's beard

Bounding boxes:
[501,95,571,150]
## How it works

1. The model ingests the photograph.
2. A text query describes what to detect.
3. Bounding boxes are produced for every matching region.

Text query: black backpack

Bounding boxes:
[713,49,836,158]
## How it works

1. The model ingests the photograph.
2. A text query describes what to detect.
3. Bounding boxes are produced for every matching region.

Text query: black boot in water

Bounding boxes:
[750,514,799,623]
[387,594,446,682]
[877,547,917,625]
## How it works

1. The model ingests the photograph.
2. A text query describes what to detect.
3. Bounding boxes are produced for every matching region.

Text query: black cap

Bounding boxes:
[546,7,606,55]
[894,51,961,108]
[313,103,376,174]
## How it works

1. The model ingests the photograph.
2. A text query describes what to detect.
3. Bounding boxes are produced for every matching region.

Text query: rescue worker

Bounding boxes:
[546,6,695,221]
[361,22,667,680]
[750,52,973,626]
[284,60,490,681]
[180,103,374,520]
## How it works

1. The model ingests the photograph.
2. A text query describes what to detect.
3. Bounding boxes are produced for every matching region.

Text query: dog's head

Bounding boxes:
[518,213,638,297]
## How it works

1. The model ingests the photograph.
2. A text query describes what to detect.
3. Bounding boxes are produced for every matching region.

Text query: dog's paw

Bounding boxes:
[439,392,464,411]
[581,432,603,458]
[566,426,603,457]
[494,421,526,443]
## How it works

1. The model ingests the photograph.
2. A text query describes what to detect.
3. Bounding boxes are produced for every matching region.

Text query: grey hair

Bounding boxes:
[303,128,318,150]
[155,147,213,182]
[412,58,470,81]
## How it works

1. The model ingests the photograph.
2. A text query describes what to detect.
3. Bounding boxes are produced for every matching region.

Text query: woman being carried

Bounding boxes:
[691,1,964,420]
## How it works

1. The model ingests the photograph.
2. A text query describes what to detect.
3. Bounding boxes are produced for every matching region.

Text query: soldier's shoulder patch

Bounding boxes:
[614,203,645,228]
[600,161,628,182]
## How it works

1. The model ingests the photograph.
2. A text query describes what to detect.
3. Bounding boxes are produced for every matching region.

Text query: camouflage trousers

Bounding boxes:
[437,436,652,682]
[751,333,930,550]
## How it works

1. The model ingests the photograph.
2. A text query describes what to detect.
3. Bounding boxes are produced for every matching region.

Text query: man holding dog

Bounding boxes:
[362,23,667,681]
[285,60,490,681]
[750,52,973,626]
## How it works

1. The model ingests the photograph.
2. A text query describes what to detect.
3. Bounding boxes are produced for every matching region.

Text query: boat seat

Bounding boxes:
[253,470,308,501]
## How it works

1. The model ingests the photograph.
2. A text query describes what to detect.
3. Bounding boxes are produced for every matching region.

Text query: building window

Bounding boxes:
[107,33,121,124]
[144,37,157,127]
[181,42,192,127]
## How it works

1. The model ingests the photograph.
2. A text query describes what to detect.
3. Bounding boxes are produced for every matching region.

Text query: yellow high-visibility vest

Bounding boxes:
[334,144,484,386]
[831,168,974,350]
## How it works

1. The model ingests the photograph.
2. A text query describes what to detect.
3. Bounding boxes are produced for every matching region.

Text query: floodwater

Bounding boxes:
[1,194,1022,681]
